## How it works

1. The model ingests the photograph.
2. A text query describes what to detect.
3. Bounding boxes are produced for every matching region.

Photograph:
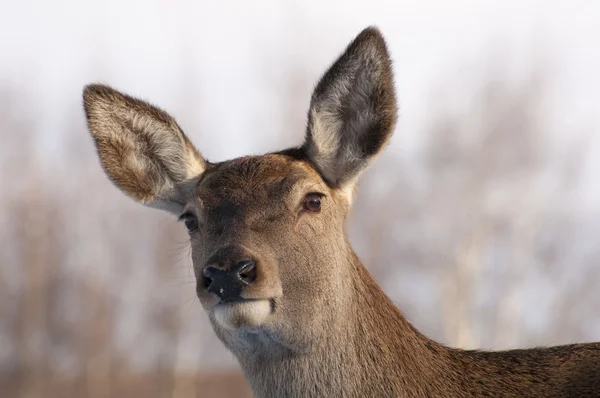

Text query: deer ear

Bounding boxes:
[83,84,206,215]
[302,26,398,192]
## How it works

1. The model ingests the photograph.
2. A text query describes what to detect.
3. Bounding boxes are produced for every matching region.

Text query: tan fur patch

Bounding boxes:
[83,84,206,213]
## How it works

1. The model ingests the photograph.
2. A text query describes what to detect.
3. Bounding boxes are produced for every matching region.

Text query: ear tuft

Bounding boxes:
[302,26,398,189]
[83,84,206,214]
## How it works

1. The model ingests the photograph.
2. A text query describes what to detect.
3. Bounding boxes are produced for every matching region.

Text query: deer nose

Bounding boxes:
[203,259,257,301]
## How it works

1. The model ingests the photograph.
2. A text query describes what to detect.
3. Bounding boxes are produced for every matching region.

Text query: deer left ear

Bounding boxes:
[83,84,207,215]
[302,26,398,192]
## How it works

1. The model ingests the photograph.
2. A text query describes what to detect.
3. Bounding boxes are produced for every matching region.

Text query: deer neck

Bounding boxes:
[238,251,454,398]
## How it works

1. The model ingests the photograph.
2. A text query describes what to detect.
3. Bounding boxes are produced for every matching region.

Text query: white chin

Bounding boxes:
[213,299,272,330]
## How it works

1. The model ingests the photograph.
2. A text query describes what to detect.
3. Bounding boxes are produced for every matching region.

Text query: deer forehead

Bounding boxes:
[195,154,327,208]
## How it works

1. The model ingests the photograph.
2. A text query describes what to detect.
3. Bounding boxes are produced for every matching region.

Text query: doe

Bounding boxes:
[82,27,599,397]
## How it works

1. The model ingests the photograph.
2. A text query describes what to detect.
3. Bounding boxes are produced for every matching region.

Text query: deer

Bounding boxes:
[81,26,599,397]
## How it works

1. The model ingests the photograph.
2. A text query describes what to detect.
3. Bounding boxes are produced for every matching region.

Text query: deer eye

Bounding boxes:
[179,213,199,233]
[302,193,322,213]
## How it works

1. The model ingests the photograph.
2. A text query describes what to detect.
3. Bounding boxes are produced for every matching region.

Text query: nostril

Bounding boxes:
[202,267,214,289]
[238,261,257,285]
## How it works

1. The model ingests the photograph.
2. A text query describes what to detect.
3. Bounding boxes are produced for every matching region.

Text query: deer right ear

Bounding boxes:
[302,27,398,194]
[82,84,206,215]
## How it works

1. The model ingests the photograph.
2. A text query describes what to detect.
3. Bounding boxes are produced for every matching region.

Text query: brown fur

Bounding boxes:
[82,26,600,397]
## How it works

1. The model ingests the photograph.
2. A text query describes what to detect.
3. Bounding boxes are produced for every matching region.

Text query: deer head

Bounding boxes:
[83,26,396,349]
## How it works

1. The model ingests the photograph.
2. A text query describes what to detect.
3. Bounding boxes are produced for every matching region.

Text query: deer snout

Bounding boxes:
[198,245,282,329]
[202,258,256,301]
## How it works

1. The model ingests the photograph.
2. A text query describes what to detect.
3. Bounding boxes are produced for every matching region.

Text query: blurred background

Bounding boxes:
[1,0,600,397]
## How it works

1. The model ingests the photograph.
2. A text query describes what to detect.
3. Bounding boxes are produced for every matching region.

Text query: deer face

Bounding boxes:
[186,153,349,335]
[83,26,397,350]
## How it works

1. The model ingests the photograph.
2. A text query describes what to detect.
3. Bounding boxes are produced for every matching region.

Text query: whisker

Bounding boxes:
[180,294,196,310]
[168,281,197,287]
[164,275,196,280]
[182,294,199,318]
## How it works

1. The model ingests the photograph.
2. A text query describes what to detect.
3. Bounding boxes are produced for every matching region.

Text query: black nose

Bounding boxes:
[203,259,257,301]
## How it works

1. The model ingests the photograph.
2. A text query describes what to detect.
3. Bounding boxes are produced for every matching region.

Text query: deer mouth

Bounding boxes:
[212,298,276,330]
[218,297,264,304]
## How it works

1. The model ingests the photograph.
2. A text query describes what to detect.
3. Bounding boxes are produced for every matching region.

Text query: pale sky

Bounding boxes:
[2,0,598,160]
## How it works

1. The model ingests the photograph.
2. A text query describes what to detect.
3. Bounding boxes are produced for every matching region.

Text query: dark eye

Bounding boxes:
[302,193,322,213]
[180,213,199,233]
